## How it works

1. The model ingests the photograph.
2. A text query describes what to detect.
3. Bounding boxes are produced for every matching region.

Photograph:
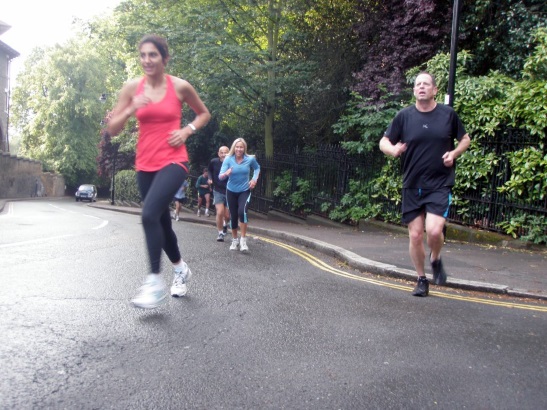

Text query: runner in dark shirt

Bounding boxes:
[208,146,231,241]
[380,72,471,297]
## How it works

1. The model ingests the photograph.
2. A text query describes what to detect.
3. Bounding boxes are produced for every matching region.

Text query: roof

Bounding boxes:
[0,20,10,36]
[0,40,20,60]
[0,20,20,59]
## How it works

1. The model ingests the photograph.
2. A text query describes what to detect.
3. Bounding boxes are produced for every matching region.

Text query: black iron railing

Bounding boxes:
[245,127,546,238]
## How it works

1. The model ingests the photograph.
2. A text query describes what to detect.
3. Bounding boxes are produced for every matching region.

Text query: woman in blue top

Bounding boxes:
[219,138,260,252]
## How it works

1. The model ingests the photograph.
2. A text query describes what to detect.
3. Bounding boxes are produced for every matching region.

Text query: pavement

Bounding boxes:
[2,198,546,300]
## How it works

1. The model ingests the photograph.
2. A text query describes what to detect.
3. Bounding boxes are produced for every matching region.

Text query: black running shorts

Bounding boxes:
[402,187,452,224]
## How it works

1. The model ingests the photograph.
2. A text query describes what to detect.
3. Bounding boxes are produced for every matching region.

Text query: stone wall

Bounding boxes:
[0,151,65,198]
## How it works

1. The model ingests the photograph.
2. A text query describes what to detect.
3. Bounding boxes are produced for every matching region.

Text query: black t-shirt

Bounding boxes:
[208,157,227,194]
[385,104,467,189]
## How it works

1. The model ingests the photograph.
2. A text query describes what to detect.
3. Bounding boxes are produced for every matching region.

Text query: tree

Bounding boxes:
[11,39,111,186]
[351,0,547,99]
[182,0,315,157]
[286,0,362,147]
[82,13,142,181]
[352,0,452,102]
[459,0,547,78]
[68,0,363,163]
[112,0,362,153]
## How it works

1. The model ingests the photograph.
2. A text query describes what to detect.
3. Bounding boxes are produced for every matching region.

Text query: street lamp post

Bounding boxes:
[446,0,462,107]
[110,145,117,205]
[443,0,463,242]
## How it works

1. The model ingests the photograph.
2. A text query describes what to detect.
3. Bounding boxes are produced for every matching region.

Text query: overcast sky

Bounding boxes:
[2,0,121,87]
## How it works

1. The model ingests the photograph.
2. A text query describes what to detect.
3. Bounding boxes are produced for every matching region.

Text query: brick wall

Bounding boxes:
[0,151,65,198]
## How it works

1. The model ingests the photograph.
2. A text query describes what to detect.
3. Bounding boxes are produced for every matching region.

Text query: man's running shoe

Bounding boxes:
[217,232,225,242]
[197,209,201,217]
[175,214,180,221]
[171,262,193,297]
[131,274,168,308]
[412,277,429,297]
[240,237,249,252]
[230,238,239,251]
[205,209,210,217]
[431,258,447,285]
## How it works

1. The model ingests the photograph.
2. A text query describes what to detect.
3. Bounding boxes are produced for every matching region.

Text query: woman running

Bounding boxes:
[219,138,260,252]
[107,34,211,308]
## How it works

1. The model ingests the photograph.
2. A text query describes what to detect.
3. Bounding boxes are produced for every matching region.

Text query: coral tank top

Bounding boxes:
[135,75,186,171]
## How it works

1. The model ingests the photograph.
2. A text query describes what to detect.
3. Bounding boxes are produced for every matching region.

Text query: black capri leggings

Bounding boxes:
[226,189,251,231]
[137,163,188,273]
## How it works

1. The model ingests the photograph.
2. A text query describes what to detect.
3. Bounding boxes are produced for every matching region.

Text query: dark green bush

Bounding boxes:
[114,170,141,204]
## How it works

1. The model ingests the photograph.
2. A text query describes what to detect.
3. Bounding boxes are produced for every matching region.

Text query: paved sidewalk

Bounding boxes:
[87,201,547,301]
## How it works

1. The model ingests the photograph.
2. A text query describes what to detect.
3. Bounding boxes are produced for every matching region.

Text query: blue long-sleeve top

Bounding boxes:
[219,154,260,193]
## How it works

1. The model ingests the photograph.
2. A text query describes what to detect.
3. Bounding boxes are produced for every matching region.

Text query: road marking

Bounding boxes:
[92,220,109,230]
[0,203,109,231]
[255,235,547,313]
[48,203,109,230]
[0,234,76,249]
[0,202,14,217]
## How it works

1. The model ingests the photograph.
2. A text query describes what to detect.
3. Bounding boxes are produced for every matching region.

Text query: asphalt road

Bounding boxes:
[1,199,546,409]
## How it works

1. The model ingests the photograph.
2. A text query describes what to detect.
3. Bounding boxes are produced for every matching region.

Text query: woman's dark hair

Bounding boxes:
[138,35,170,64]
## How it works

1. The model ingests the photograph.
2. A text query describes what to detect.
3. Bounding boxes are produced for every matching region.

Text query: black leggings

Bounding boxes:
[137,163,188,273]
[226,189,251,231]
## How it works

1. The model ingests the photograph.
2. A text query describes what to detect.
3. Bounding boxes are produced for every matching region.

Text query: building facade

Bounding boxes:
[0,21,20,153]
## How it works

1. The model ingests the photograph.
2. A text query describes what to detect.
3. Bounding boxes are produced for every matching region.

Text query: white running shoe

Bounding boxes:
[240,237,249,252]
[229,238,239,251]
[131,274,168,309]
[197,209,201,217]
[175,214,180,221]
[171,262,193,297]
[205,209,210,217]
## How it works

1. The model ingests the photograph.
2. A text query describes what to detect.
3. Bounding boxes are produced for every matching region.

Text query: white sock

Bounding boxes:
[173,261,185,272]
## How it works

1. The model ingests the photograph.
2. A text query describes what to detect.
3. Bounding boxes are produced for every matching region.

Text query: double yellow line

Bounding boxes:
[255,235,547,313]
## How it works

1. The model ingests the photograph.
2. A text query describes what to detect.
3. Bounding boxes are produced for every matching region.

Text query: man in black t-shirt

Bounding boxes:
[379,72,471,297]
[208,146,231,241]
